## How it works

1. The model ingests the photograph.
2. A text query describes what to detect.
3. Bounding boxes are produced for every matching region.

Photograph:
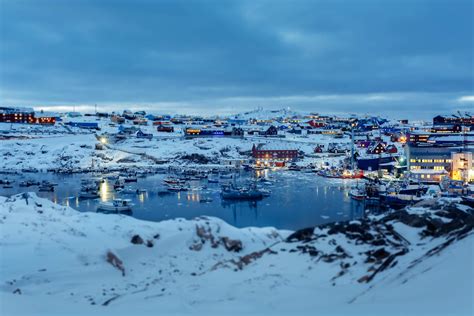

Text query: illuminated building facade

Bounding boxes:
[0,107,56,125]
[252,144,298,167]
[451,152,474,182]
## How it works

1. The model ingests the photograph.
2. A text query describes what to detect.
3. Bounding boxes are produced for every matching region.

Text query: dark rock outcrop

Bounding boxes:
[131,235,144,245]
[286,227,315,242]
[221,237,243,252]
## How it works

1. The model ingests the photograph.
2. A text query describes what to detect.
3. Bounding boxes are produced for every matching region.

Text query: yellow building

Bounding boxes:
[451,152,473,182]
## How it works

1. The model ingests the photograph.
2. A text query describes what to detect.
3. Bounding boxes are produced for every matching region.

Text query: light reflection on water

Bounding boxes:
[0,171,365,230]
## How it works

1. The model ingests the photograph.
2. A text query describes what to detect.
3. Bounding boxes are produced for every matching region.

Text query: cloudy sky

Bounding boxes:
[0,0,473,118]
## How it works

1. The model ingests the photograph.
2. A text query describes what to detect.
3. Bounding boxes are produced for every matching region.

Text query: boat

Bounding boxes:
[19,180,35,187]
[163,177,184,185]
[97,199,133,212]
[0,179,14,185]
[259,188,271,197]
[121,187,138,194]
[167,184,187,192]
[79,190,100,199]
[398,184,428,196]
[288,164,301,171]
[2,184,13,189]
[349,188,366,201]
[221,185,263,200]
[41,180,58,186]
[38,184,54,192]
[114,180,125,189]
[380,194,423,209]
[199,197,213,203]
[341,170,364,179]
[124,176,138,183]
[207,176,219,183]
[461,195,474,207]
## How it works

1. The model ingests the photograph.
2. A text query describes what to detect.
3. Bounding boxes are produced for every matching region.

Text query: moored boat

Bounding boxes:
[349,188,366,201]
[221,185,263,200]
[461,195,474,207]
[97,199,133,212]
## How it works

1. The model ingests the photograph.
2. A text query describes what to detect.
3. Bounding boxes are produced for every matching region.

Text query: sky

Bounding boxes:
[0,0,473,119]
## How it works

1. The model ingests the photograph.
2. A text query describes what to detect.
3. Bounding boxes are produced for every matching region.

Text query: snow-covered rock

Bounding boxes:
[0,193,472,315]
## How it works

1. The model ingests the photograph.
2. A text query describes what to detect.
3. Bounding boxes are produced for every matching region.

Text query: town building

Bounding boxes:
[406,144,474,182]
[451,152,474,182]
[252,143,298,167]
[184,127,243,137]
[0,107,35,123]
[0,107,56,125]
[157,125,174,133]
[433,115,474,128]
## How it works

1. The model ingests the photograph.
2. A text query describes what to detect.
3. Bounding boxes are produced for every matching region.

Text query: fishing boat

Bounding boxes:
[341,169,364,179]
[19,180,40,187]
[221,185,263,200]
[167,184,187,192]
[207,176,219,183]
[38,184,54,192]
[199,197,213,203]
[398,184,428,195]
[380,194,423,209]
[121,187,138,194]
[288,164,301,171]
[349,188,366,201]
[259,188,271,197]
[113,179,125,189]
[163,177,184,185]
[124,175,138,183]
[79,190,99,199]
[97,199,133,212]
[461,195,474,207]
[0,179,14,185]
[220,174,233,179]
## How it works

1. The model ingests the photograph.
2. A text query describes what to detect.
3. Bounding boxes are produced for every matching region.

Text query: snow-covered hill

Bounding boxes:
[0,193,472,315]
[231,107,301,120]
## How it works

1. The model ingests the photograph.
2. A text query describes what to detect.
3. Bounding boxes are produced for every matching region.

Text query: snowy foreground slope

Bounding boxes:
[0,194,472,316]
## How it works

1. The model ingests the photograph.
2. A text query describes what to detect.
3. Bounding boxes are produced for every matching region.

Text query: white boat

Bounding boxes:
[349,188,365,201]
[114,180,125,189]
[124,176,138,183]
[79,190,99,199]
[38,184,54,192]
[199,197,213,203]
[121,187,136,194]
[167,184,187,192]
[97,199,133,212]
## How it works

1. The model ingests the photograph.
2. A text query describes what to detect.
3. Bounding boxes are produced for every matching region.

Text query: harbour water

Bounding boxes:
[0,170,364,230]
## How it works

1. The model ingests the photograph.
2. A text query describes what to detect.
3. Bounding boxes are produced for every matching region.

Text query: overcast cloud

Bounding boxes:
[0,0,473,118]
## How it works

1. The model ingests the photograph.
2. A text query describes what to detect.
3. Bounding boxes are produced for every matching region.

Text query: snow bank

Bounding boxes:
[0,193,472,316]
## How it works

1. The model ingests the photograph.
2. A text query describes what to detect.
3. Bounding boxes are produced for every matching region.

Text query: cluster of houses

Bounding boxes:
[0,107,56,125]
[1,105,472,183]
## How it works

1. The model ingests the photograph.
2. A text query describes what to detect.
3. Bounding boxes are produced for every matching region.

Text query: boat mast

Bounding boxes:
[351,125,355,171]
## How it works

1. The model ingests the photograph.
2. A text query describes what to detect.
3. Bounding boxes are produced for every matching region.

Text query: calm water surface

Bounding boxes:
[0,170,364,230]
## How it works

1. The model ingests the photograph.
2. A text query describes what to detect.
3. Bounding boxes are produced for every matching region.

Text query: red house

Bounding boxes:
[252,144,298,166]
[385,144,398,154]
[307,120,326,128]
[367,142,386,154]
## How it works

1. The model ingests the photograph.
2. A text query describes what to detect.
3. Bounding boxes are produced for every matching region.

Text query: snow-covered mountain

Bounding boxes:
[230,107,301,120]
[0,193,472,316]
